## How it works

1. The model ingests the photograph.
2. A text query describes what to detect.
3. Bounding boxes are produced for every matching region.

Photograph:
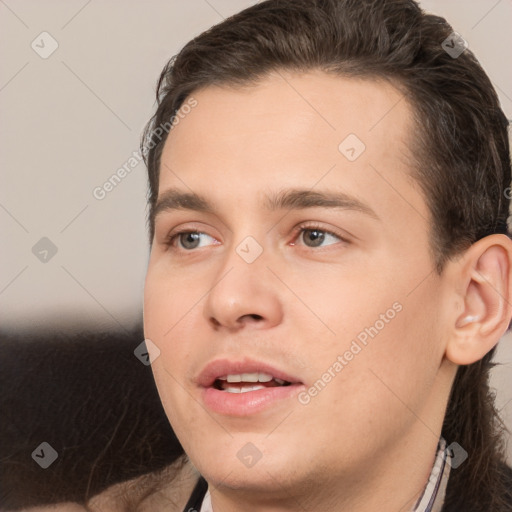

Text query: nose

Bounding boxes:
[202,243,284,332]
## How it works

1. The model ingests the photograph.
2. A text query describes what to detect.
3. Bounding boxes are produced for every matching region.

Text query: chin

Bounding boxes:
[204,463,299,493]
[191,440,304,489]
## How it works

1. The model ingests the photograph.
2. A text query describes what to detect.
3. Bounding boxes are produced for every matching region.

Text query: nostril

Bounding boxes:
[209,317,222,328]
[239,314,264,323]
[209,314,263,329]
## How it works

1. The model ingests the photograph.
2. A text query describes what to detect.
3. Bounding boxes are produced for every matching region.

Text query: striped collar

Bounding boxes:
[412,438,451,512]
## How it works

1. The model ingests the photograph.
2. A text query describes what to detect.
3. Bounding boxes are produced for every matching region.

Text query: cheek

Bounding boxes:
[144,307,200,445]
[143,267,196,402]
[143,259,201,338]
[293,266,399,355]
[301,308,439,455]
[304,271,441,413]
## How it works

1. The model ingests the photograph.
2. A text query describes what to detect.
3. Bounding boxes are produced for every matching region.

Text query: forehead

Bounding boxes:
[161,69,413,163]
[157,70,427,226]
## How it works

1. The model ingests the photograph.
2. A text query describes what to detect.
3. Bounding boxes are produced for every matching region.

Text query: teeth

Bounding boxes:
[224,386,240,393]
[224,385,266,393]
[223,372,274,383]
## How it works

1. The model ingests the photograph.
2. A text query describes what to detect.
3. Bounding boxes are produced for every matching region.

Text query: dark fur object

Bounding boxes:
[0,322,184,509]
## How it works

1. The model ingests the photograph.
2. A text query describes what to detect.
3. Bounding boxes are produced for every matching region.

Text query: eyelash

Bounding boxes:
[164,223,349,252]
[292,223,348,248]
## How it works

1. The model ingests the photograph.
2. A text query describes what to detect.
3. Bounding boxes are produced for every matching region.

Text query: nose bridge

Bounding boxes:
[202,230,283,329]
[217,216,269,277]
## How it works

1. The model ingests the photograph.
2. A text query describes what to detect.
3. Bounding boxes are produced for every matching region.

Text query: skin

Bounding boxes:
[143,70,512,512]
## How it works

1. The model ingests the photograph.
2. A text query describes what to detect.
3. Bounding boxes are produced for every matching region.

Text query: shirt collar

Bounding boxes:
[199,489,213,512]
[412,437,451,512]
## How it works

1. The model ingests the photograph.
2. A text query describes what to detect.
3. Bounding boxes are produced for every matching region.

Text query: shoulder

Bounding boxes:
[86,458,200,512]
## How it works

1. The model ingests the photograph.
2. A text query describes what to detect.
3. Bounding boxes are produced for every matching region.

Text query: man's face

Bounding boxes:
[144,71,452,495]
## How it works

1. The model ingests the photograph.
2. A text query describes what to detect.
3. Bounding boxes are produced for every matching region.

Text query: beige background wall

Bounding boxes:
[1,0,511,462]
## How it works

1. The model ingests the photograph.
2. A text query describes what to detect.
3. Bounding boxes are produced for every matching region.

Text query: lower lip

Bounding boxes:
[201,384,305,416]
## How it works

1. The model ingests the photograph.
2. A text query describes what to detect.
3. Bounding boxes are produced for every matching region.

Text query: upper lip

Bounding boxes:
[195,358,303,388]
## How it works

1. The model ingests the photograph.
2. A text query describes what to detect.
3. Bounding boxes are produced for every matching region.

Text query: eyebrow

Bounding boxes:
[152,187,379,222]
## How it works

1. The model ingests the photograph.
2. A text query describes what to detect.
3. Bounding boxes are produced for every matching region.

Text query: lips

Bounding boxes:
[196,358,302,388]
[195,358,305,416]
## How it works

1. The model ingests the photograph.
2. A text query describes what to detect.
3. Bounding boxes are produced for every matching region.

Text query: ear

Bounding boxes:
[445,234,512,366]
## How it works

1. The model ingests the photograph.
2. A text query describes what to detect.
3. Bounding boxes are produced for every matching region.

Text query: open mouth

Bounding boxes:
[199,362,304,415]
[213,372,292,393]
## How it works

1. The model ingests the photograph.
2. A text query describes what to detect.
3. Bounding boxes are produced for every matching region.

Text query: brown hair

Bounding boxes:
[142,0,511,508]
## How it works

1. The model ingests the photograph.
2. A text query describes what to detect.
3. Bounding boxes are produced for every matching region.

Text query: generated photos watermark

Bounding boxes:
[298,301,403,405]
[92,96,198,200]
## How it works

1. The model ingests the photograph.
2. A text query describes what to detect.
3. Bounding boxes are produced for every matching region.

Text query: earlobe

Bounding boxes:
[446,235,512,366]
